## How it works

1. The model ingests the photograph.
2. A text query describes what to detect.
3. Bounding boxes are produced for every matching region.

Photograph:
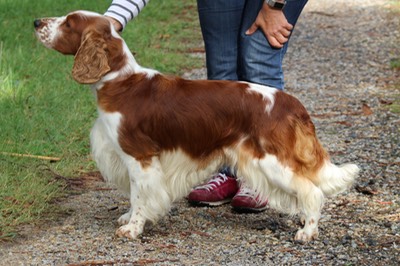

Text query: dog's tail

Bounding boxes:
[288,115,359,197]
[317,162,359,197]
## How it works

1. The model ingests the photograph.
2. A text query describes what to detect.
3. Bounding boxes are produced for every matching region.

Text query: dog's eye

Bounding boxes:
[65,20,71,28]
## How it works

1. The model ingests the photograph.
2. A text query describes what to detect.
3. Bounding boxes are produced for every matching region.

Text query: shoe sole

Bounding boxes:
[188,198,232,207]
[232,205,268,213]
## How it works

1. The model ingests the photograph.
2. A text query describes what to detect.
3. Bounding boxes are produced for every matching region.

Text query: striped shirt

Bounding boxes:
[104,0,150,30]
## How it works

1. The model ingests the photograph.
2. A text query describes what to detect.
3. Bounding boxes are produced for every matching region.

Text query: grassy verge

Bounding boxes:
[0,0,203,240]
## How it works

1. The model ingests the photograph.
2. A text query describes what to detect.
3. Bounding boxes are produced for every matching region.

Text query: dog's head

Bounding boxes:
[34,11,127,84]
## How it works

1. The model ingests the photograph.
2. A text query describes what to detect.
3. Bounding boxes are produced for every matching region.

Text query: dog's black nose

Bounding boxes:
[33,19,42,28]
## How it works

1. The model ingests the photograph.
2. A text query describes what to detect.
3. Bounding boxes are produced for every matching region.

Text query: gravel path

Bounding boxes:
[1,0,399,265]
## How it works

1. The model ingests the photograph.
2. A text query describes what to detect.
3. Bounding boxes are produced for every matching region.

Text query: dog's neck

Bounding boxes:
[92,32,159,90]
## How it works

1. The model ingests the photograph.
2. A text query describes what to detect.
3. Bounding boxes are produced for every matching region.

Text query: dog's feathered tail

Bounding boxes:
[317,162,359,197]
[289,115,359,197]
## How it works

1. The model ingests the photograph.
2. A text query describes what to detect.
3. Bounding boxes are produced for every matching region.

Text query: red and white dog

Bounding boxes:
[34,11,359,242]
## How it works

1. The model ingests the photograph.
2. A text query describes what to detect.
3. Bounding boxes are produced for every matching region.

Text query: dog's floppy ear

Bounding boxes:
[72,30,111,84]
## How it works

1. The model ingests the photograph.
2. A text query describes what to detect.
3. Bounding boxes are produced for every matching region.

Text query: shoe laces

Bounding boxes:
[197,173,229,191]
[236,186,258,199]
[236,186,267,204]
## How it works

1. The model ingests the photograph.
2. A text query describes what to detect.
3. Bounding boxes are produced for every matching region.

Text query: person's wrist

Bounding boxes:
[263,2,284,15]
[265,0,287,10]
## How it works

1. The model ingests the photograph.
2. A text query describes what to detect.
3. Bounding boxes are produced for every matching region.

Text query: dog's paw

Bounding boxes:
[300,215,306,226]
[117,212,131,225]
[294,228,319,243]
[116,224,142,239]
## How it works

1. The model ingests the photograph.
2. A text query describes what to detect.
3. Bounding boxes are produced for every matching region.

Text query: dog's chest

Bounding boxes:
[97,110,123,146]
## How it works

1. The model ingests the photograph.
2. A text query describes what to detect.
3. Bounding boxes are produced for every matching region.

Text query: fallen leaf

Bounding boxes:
[362,103,373,116]
[379,99,393,105]
[355,184,378,195]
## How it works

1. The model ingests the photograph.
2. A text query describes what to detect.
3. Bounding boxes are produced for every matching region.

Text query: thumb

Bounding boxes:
[245,23,258,35]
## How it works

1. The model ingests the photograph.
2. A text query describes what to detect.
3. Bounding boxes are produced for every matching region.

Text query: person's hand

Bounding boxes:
[246,3,293,48]
[105,16,123,32]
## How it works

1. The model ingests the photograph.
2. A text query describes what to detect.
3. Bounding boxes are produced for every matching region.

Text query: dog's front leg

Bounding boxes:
[117,209,132,225]
[115,156,171,239]
[116,178,146,239]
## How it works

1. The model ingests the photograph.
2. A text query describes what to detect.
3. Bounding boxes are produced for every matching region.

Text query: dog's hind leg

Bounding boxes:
[115,156,171,239]
[253,155,324,242]
[293,178,324,242]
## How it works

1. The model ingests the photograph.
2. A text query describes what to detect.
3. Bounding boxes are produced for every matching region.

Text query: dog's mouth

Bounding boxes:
[34,31,53,49]
[33,18,58,48]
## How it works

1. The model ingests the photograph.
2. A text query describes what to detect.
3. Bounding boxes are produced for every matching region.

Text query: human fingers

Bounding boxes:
[245,23,259,36]
[274,32,289,45]
[281,27,292,38]
[247,23,286,48]
[285,22,294,31]
[267,35,284,48]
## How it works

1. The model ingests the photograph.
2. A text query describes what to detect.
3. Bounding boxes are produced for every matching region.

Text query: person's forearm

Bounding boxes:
[104,0,150,30]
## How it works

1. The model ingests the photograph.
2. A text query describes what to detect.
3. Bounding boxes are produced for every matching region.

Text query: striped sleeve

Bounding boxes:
[104,0,150,30]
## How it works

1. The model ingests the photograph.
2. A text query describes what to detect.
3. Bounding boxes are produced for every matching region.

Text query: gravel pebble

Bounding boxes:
[1,0,399,265]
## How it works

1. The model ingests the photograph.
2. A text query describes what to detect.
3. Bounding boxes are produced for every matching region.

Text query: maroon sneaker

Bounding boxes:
[188,173,239,206]
[231,186,268,213]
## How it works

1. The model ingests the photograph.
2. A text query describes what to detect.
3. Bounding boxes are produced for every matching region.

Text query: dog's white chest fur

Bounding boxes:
[98,109,122,147]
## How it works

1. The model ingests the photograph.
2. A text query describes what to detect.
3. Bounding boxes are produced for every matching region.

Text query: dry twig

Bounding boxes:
[0,152,61,161]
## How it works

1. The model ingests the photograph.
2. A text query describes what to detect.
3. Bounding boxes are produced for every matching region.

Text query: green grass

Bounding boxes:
[390,58,400,70]
[0,0,202,240]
